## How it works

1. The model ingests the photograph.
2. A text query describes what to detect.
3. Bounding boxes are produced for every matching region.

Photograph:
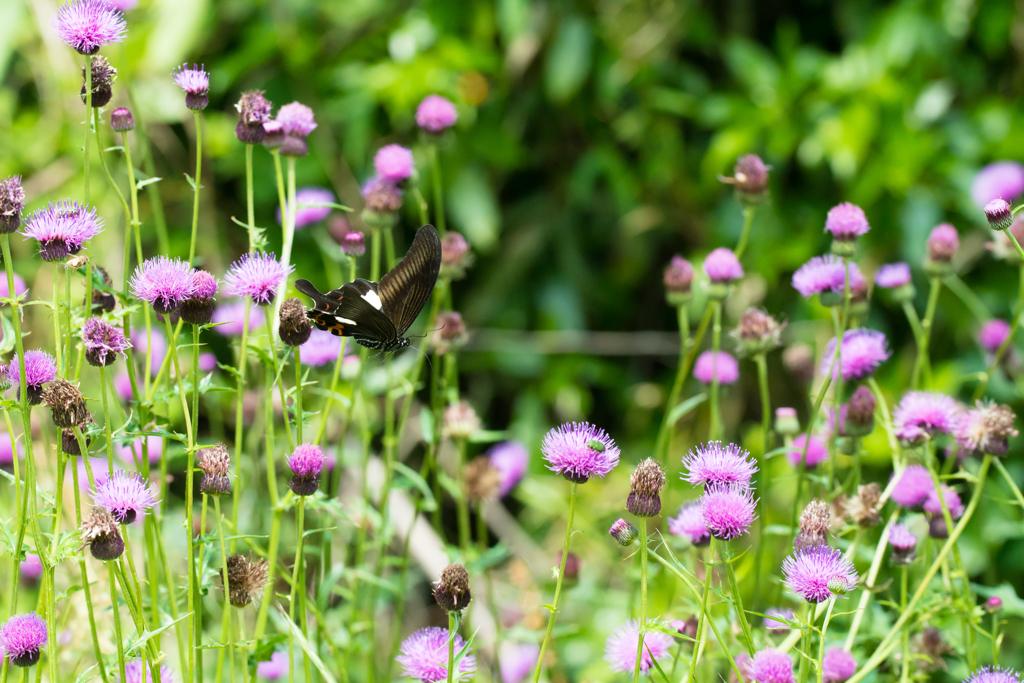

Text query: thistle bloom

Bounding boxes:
[979,319,1011,353]
[181,269,218,326]
[121,659,176,683]
[763,608,794,631]
[278,187,335,228]
[693,350,739,384]
[681,441,757,488]
[924,485,964,520]
[110,107,134,132]
[604,619,673,674]
[668,502,709,545]
[786,434,828,468]
[822,648,857,683]
[783,544,859,603]
[212,301,266,336]
[663,255,695,303]
[487,441,529,496]
[499,642,539,683]
[0,175,26,233]
[130,256,195,314]
[964,667,1023,683]
[92,470,159,524]
[374,144,415,183]
[791,256,864,299]
[972,161,1024,207]
[235,90,272,144]
[875,262,911,289]
[416,95,459,133]
[541,422,620,483]
[889,465,936,508]
[927,223,959,263]
[22,200,104,261]
[893,391,961,444]
[0,613,47,667]
[985,198,1014,231]
[824,202,870,240]
[223,252,292,306]
[172,63,209,111]
[340,231,366,256]
[702,247,743,284]
[52,0,126,54]
[820,328,890,381]
[7,350,57,404]
[299,329,344,367]
[745,648,794,683]
[276,102,317,137]
[954,401,1018,455]
[701,484,757,540]
[396,627,476,682]
[888,523,918,564]
[256,651,289,680]
[287,443,325,496]
[720,154,770,204]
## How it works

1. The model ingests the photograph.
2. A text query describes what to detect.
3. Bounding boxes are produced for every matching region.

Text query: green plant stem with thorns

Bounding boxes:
[687,538,716,682]
[231,299,252,543]
[531,482,578,683]
[708,299,723,440]
[911,276,941,388]
[631,517,649,683]
[189,110,202,264]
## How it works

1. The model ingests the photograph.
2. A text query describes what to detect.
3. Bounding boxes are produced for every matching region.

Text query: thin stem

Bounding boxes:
[214,496,234,683]
[631,517,649,683]
[974,263,1024,400]
[272,157,299,334]
[911,277,941,388]
[816,600,836,683]
[655,303,711,462]
[71,461,109,683]
[231,299,252,541]
[899,567,909,683]
[842,510,898,651]
[734,206,755,259]
[445,612,457,683]
[186,325,201,683]
[722,543,755,656]
[531,482,578,683]
[189,110,202,264]
[288,498,307,683]
[456,437,470,552]
[264,311,295,451]
[371,230,382,283]
[245,143,256,250]
[708,300,723,440]
[944,273,991,323]
[429,143,446,234]
[687,539,716,682]
[753,353,771,600]
[295,347,303,444]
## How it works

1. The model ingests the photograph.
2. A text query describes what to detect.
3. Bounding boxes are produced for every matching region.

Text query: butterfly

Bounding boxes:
[295,224,442,353]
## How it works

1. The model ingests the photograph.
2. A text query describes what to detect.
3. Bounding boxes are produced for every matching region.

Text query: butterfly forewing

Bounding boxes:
[377,225,442,336]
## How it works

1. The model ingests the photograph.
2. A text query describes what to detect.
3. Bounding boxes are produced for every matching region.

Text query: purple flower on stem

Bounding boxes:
[130,256,195,314]
[223,252,292,306]
[396,627,476,682]
[889,465,935,508]
[893,391,960,444]
[782,544,859,603]
[693,350,739,385]
[91,470,159,524]
[791,256,864,299]
[487,441,529,496]
[604,619,673,674]
[681,441,757,488]
[288,444,325,478]
[82,317,131,367]
[277,187,335,228]
[927,223,960,263]
[979,319,1011,353]
[888,524,918,550]
[924,485,963,520]
[964,667,1023,683]
[22,200,103,261]
[0,612,47,667]
[0,272,27,300]
[786,434,828,468]
[7,350,57,404]
[824,202,870,240]
[212,301,265,336]
[256,651,289,680]
[820,328,890,381]
[875,262,911,289]
[499,642,539,683]
[276,102,317,137]
[374,145,415,183]
[763,608,794,631]
[52,0,126,55]
[172,63,209,111]
[954,401,1018,455]
[972,162,1024,207]
[299,329,344,367]
[541,422,619,483]
[702,247,743,284]
[985,198,1014,231]
[668,502,709,545]
[701,484,757,540]
[416,95,459,133]
[745,648,794,683]
[822,648,856,682]
[19,553,43,581]
[120,659,176,683]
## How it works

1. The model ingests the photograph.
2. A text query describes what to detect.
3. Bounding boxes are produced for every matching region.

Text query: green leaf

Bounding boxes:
[420,409,435,445]
[298,201,353,212]
[394,462,437,512]
[272,605,338,683]
[468,429,508,444]
[666,393,708,427]
[125,612,190,655]
[544,16,593,102]
[184,173,197,189]
[136,176,162,190]
[0,311,16,355]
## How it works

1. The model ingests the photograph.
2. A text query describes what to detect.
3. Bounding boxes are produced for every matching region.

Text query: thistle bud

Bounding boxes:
[986,596,1003,612]
[433,563,472,613]
[627,458,666,518]
[61,427,91,456]
[340,231,366,257]
[443,402,480,440]
[887,524,917,565]
[42,379,90,429]
[925,223,959,275]
[440,232,473,280]
[279,298,312,347]
[719,154,770,205]
[664,256,694,306]
[609,518,639,546]
[827,577,850,596]
[731,308,786,357]
[843,386,876,437]
[110,107,135,133]
[0,175,26,234]
[985,198,1014,232]
[88,265,117,313]
[81,507,124,561]
[431,311,468,354]
[235,91,272,145]
[795,499,830,549]
[557,551,580,583]
[361,178,402,231]
[223,553,270,608]
[81,56,116,108]
[774,407,800,436]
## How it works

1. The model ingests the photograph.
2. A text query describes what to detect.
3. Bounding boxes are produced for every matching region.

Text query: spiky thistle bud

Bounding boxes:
[987,596,1003,612]
[842,385,876,437]
[774,407,800,436]
[985,198,1014,232]
[609,518,639,546]
[110,107,134,133]
[433,563,472,613]
[223,553,269,608]
[42,379,89,429]
[827,577,850,596]
[627,458,666,518]
[795,499,830,549]
[87,265,117,313]
[81,507,124,561]
[279,298,312,347]
[664,256,694,306]
[80,56,117,108]
[731,308,786,357]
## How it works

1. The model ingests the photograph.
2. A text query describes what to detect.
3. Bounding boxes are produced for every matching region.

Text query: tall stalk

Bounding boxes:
[708,300,724,440]
[531,482,578,683]
[686,538,716,683]
[630,518,649,683]
[189,110,203,264]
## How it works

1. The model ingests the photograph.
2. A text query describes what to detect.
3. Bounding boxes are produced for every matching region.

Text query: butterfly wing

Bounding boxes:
[295,278,348,335]
[378,224,442,336]
[295,278,397,341]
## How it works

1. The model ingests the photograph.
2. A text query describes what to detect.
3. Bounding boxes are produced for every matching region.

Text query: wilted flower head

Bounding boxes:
[668,502,709,546]
[0,612,47,667]
[954,400,1017,456]
[973,161,1024,207]
[745,648,794,683]
[927,223,960,264]
[875,262,911,289]
[130,256,195,314]
[82,317,130,367]
[791,255,864,301]
[434,563,472,612]
[397,627,476,682]
[763,608,794,632]
[840,483,881,528]
[374,144,415,183]
[821,648,856,683]
[964,667,1023,683]
[893,391,960,444]
[464,457,501,504]
[440,232,472,279]
[787,434,828,468]
[888,523,918,564]
[0,176,25,234]
[443,401,481,440]
[694,350,739,385]
[80,55,116,107]
[223,553,270,608]
[91,470,159,524]
[487,441,528,497]
[627,458,666,517]
[889,464,936,508]
[701,484,757,540]
[299,329,344,367]
[198,443,232,497]
[985,198,1014,232]
[682,441,756,488]
[52,0,126,54]
[278,187,335,229]
[235,90,272,144]
[22,200,104,261]
[42,379,89,429]
[979,319,1012,354]
[783,544,859,603]
[224,252,292,306]
[416,95,458,133]
[604,619,673,674]
[820,328,890,381]
[703,247,744,285]
[541,422,619,483]
[732,308,785,356]
[288,444,325,497]
[7,350,57,404]
[81,506,123,560]
[720,154,770,204]
[795,499,830,549]
[172,63,210,111]
[279,298,312,347]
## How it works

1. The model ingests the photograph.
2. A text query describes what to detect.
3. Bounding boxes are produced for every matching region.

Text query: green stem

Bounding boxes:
[531,483,578,683]
[456,437,470,552]
[974,263,1024,400]
[943,273,991,323]
[733,206,755,259]
[214,496,234,683]
[127,86,170,255]
[295,345,303,445]
[911,277,941,389]
[429,143,446,234]
[722,543,755,656]
[841,510,898,651]
[264,311,295,451]
[186,325,201,683]
[631,518,649,683]
[245,143,256,250]
[816,599,836,683]
[655,303,710,462]
[84,54,92,202]
[231,300,252,543]
[899,567,909,683]
[272,157,298,335]
[708,300,723,440]
[254,362,283,640]
[445,612,457,683]
[189,110,202,264]
[686,538,715,682]
[371,230,382,283]
[900,300,923,341]
[753,353,770,600]
[71,461,109,683]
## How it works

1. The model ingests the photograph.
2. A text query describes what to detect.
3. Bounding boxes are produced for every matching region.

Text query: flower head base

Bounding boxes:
[82,317,130,367]
[987,596,1004,612]
[795,499,830,549]
[441,232,473,279]
[720,154,770,205]
[973,161,1024,207]
[694,350,739,385]
[986,198,1014,231]
[173,64,210,111]
[22,200,103,261]
[604,619,673,674]
[893,391,960,445]
[288,444,325,496]
[609,518,639,546]
[92,470,159,524]
[783,544,858,603]
[416,95,458,133]
[792,256,864,303]
[81,507,124,560]
[979,319,1012,354]
[279,298,312,347]
[487,441,528,497]
[955,400,1018,456]
[664,255,694,305]
[0,613,47,667]
[701,484,757,540]
[732,308,786,356]
[397,627,476,683]
[668,502,709,546]
[888,523,918,564]
[964,667,1023,683]
[627,458,666,517]
[223,553,270,608]
[0,176,25,234]
[682,441,757,488]
[703,248,744,288]
[299,329,344,367]
[374,144,415,183]
[434,563,472,612]
[820,328,890,381]
[180,270,218,325]
[224,252,292,306]
[131,256,195,314]
[821,648,856,683]
[889,465,935,508]
[7,350,57,405]
[235,90,272,144]
[824,201,869,245]
[787,434,828,468]
[53,0,126,55]
[926,223,959,269]
[745,648,794,683]
[42,379,89,429]
[81,55,116,108]
[541,422,619,483]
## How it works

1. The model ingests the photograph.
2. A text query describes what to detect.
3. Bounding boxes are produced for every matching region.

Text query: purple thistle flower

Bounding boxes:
[541,422,619,483]
[603,619,673,674]
[985,198,1014,231]
[374,145,415,183]
[893,391,960,444]
[821,648,856,683]
[212,301,265,336]
[953,400,1018,455]
[52,0,126,55]
[22,200,104,261]
[396,627,476,683]
[693,350,739,384]
[299,329,344,367]
[172,63,209,111]
[19,553,43,581]
[0,272,27,299]
[0,176,26,234]
[875,262,911,289]
[487,440,529,497]
[130,256,195,314]
[820,328,890,381]
[745,648,794,683]
[702,247,743,284]
[782,545,859,603]
[416,95,459,133]
[763,608,794,631]
[276,102,317,137]
[786,434,828,468]
[701,484,757,540]
[681,441,757,488]
[499,642,539,683]
[288,444,325,478]
[91,470,159,525]
[924,485,963,520]
[964,667,1023,683]
[824,202,870,240]
[927,223,960,263]
[223,252,292,306]
[256,651,289,681]
[972,161,1024,207]
[791,256,864,298]
[888,523,918,551]
[120,659,176,683]
[278,187,335,229]
[340,231,365,256]
[889,465,936,508]
[979,319,1011,353]
[668,502,709,545]
[0,613,47,667]
[82,317,131,367]
[7,350,57,404]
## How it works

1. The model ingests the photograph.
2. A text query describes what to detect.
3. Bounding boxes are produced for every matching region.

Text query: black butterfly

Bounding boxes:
[295,224,442,353]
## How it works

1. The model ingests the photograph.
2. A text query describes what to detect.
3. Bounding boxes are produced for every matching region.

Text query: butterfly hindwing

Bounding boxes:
[377,225,442,336]
[334,281,398,344]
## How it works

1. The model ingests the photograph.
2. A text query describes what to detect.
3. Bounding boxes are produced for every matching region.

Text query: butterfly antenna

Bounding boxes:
[409,343,433,371]
[408,325,444,340]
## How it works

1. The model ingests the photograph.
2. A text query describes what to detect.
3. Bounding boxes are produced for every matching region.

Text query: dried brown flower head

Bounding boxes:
[464,457,501,504]
[223,553,270,608]
[627,458,666,518]
[279,298,312,347]
[434,563,472,612]
[42,379,90,429]
[795,499,830,549]
[81,507,124,561]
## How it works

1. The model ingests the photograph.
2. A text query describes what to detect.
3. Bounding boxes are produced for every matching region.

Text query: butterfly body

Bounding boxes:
[296,225,441,354]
